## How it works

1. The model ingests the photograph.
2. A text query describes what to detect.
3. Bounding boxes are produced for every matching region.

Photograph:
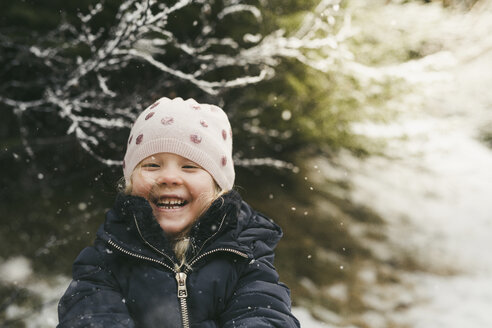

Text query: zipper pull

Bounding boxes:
[175,272,188,298]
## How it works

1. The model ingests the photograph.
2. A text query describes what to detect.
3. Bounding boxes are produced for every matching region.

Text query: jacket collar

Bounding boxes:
[104,190,245,261]
[186,190,242,257]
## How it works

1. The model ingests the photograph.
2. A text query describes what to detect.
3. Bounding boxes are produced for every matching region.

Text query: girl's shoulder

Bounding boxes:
[235,201,283,251]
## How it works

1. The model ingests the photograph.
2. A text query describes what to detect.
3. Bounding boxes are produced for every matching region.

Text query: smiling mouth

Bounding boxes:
[154,197,188,210]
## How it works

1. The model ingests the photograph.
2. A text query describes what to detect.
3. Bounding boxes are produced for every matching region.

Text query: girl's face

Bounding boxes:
[131,152,217,237]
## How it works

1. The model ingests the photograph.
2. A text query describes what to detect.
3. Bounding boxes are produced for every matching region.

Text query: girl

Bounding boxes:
[57,97,300,328]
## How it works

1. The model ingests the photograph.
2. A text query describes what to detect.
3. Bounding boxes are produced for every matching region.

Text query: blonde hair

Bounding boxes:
[174,238,192,271]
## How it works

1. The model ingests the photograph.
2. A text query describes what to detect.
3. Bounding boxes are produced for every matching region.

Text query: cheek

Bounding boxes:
[131,173,155,196]
[192,178,217,204]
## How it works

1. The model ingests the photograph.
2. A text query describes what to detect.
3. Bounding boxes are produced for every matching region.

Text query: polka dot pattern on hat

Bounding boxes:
[123,97,234,191]
[145,112,155,120]
[161,117,174,125]
[190,134,202,144]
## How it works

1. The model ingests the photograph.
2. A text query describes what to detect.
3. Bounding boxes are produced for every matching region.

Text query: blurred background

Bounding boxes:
[1,0,492,327]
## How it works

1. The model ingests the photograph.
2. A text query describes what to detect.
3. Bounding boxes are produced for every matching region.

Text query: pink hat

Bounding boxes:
[123,97,234,191]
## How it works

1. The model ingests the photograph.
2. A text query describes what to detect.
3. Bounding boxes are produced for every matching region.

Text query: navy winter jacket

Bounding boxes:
[57,190,300,328]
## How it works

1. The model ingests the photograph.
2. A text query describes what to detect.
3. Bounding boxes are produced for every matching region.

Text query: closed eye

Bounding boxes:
[142,163,160,168]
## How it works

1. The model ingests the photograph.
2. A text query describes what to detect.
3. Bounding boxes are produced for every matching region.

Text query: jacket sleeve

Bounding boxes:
[57,245,136,328]
[219,243,300,328]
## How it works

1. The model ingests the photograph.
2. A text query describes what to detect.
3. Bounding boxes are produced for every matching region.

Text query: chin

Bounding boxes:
[156,220,188,237]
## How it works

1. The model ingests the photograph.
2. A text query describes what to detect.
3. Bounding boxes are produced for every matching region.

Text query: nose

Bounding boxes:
[155,167,183,186]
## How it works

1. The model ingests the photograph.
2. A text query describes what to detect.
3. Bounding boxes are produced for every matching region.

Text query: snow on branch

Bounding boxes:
[1,0,347,166]
[234,156,299,173]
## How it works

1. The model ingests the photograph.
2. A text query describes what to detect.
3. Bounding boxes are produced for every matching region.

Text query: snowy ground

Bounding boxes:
[292,3,492,327]
[0,257,69,327]
[342,30,492,328]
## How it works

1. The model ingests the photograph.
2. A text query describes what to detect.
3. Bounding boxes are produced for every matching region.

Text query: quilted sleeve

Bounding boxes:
[219,242,300,328]
[57,246,136,328]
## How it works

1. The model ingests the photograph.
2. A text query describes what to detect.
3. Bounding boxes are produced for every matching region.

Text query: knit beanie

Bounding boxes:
[123,97,234,191]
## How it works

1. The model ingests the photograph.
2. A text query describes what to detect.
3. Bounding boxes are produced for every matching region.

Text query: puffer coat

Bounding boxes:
[57,190,300,328]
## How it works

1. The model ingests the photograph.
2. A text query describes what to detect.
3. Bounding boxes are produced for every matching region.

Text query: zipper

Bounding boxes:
[107,239,175,272]
[177,248,248,328]
[175,272,190,328]
[107,241,248,328]
[108,239,191,327]
[187,247,249,269]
